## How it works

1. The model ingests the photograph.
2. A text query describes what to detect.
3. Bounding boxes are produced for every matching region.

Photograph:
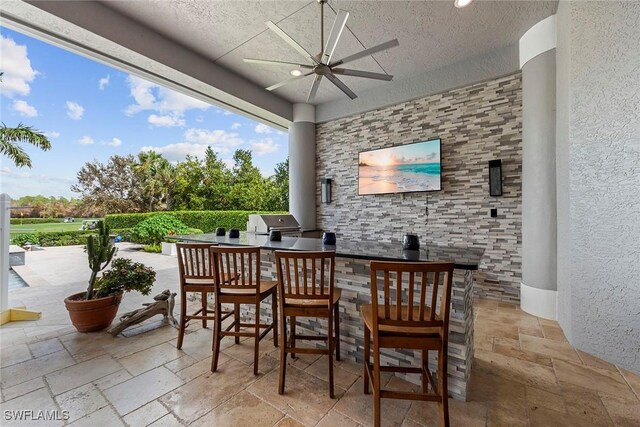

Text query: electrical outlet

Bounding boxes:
[490,208,498,218]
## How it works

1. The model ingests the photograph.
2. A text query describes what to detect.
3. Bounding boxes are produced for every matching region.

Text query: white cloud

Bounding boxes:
[12,100,38,118]
[66,101,85,120]
[45,131,61,139]
[148,114,185,127]
[184,128,243,150]
[250,138,279,156]
[0,35,38,98]
[254,123,273,134]
[105,137,122,147]
[140,128,245,162]
[140,143,210,162]
[1,166,10,174]
[78,136,94,145]
[231,122,242,130]
[98,75,110,90]
[124,75,210,127]
[223,111,232,116]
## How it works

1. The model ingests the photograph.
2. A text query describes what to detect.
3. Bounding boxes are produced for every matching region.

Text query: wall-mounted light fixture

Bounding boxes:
[489,159,503,196]
[321,178,332,203]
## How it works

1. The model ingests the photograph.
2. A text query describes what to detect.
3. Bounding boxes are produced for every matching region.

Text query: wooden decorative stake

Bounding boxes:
[108,290,178,336]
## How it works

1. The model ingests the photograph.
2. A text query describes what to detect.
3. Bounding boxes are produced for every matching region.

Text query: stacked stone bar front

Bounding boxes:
[248,251,475,401]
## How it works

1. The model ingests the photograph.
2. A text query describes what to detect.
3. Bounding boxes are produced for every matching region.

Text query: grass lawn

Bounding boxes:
[11,219,98,234]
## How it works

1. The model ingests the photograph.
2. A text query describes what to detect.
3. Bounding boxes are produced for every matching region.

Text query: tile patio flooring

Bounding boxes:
[1,244,639,426]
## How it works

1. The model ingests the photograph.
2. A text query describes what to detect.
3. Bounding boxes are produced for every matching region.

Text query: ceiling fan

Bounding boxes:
[243,0,399,102]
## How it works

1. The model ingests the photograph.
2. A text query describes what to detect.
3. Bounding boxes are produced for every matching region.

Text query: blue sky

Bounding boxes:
[0,27,288,199]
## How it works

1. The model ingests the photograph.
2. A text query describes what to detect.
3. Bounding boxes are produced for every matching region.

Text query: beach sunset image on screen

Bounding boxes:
[358,139,441,195]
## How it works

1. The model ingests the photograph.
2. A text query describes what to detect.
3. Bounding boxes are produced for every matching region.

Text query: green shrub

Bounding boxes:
[10,218,64,225]
[105,210,285,233]
[94,257,155,299]
[10,233,40,246]
[142,243,162,253]
[36,231,95,247]
[131,214,188,245]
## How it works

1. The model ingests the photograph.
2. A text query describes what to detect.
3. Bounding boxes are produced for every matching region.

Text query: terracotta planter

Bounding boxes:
[64,292,122,332]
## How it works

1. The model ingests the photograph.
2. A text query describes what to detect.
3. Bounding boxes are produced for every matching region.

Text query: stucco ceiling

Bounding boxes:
[101,0,557,105]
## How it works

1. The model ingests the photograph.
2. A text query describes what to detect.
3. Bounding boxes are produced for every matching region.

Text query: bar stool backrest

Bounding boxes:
[176,243,217,286]
[369,261,454,335]
[275,250,335,306]
[210,246,261,291]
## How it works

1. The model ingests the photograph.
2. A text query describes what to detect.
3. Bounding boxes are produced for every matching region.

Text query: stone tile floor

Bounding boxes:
[1,244,639,426]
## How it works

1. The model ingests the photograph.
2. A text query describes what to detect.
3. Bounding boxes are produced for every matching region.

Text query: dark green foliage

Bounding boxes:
[10,231,95,246]
[10,218,64,224]
[93,257,155,299]
[131,214,188,245]
[86,221,116,300]
[105,210,284,233]
[10,233,40,246]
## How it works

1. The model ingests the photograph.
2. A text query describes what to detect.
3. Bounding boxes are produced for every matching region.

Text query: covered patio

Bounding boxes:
[1,245,638,426]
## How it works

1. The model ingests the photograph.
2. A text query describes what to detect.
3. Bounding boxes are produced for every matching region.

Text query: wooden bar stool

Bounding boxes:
[274,250,341,398]
[361,261,454,427]
[209,246,278,375]
[175,243,233,349]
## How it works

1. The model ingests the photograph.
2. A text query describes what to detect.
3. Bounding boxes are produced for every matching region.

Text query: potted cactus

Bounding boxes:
[64,220,156,332]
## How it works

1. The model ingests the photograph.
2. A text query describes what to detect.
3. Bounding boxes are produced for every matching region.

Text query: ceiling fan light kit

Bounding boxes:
[243,0,399,102]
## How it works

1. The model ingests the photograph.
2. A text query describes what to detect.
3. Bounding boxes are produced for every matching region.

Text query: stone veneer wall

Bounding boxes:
[316,73,523,302]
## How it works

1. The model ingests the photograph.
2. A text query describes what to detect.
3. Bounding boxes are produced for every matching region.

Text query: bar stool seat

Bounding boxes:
[284,288,342,307]
[360,304,441,336]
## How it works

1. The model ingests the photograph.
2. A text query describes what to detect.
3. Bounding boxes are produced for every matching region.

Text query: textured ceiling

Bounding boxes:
[102,0,557,105]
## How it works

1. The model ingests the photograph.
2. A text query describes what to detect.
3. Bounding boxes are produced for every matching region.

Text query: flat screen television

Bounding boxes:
[358,138,441,195]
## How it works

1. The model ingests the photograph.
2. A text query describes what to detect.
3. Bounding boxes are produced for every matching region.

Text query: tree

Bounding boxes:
[266,158,289,211]
[135,151,176,211]
[227,149,268,210]
[0,123,52,168]
[71,155,142,216]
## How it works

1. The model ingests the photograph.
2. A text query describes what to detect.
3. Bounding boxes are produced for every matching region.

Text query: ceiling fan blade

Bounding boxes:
[326,73,357,99]
[266,21,319,65]
[307,75,323,103]
[322,9,349,65]
[266,72,313,91]
[330,39,399,67]
[243,58,313,69]
[332,68,393,81]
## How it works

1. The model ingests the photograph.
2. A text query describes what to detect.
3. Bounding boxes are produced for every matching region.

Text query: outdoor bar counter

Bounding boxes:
[176,232,484,401]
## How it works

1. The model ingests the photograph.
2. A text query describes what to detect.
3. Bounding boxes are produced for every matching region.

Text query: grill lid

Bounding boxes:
[247,214,301,233]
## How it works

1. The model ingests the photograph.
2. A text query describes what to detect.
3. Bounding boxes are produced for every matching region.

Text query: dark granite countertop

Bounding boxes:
[174,232,484,270]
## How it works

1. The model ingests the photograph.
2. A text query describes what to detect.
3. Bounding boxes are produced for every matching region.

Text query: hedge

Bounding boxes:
[105,211,285,233]
[10,230,95,247]
[10,218,64,225]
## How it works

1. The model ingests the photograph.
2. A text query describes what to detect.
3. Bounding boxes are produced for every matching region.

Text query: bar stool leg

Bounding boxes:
[363,325,370,395]
[253,302,261,375]
[211,302,222,372]
[422,349,429,393]
[234,303,240,344]
[290,316,297,359]
[272,292,278,347]
[373,344,382,427]
[201,291,207,328]
[278,315,287,394]
[438,347,450,427]
[334,303,341,361]
[328,312,335,399]
[177,291,187,349]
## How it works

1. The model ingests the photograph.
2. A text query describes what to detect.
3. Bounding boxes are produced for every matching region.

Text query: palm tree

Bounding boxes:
[0,122,51,168]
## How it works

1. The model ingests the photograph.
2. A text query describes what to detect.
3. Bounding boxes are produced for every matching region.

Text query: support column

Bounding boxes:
[288,103,317,231]
[519,15,558,319]
[1,194,9,313]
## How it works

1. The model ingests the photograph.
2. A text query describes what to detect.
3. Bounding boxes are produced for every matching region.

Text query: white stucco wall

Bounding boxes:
[556,1,640,372]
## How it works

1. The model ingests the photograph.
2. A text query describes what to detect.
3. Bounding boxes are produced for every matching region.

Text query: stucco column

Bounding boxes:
[289,103,316,231]
[519,15,558,319]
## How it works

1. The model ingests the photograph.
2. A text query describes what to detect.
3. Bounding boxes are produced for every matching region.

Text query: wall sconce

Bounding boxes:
[321,178,332,203]
[488,159,503,196]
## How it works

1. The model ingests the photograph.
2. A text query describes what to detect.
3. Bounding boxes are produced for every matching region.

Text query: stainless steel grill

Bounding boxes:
[246,214,301,236]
